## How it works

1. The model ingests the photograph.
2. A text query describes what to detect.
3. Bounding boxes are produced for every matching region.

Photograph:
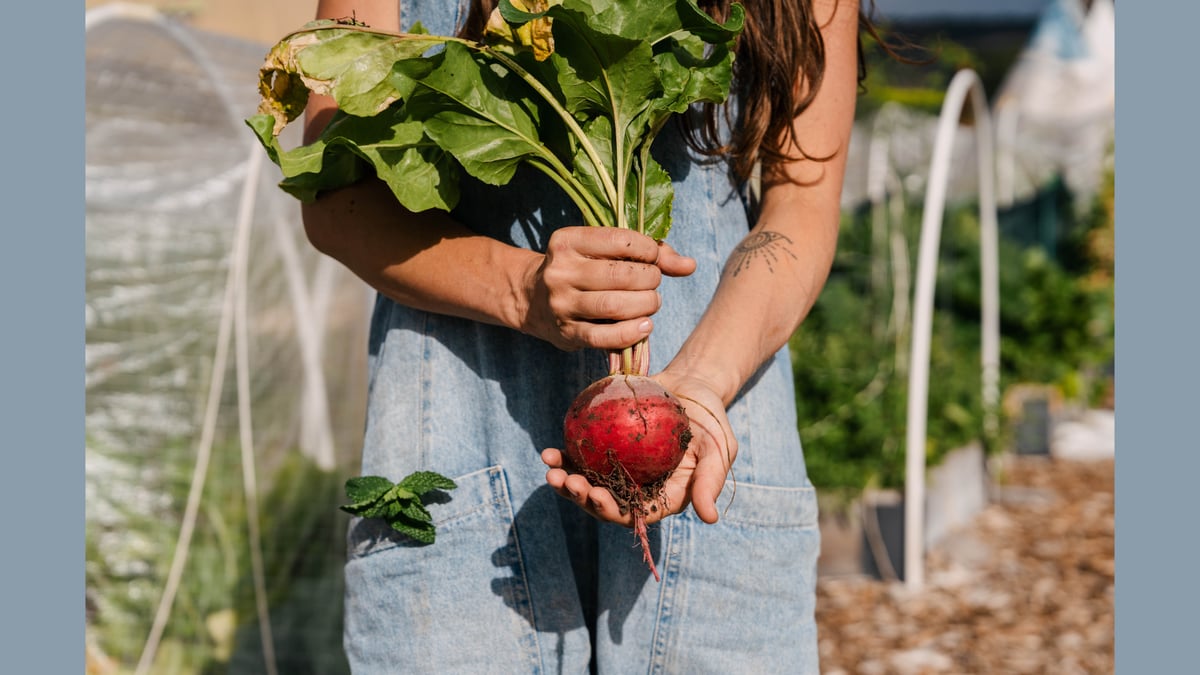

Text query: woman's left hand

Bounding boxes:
[542,370,737,526]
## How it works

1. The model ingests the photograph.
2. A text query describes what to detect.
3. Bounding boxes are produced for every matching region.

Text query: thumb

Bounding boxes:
[655,241,697,278]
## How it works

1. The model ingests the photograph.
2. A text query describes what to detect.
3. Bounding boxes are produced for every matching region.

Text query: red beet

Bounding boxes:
[563,373,691,581]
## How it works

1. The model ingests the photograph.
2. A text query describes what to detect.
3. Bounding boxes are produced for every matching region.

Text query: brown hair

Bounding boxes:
[458,1,881,183]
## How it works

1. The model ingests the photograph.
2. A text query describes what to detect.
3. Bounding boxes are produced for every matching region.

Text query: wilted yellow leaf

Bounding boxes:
[484,0,558,61]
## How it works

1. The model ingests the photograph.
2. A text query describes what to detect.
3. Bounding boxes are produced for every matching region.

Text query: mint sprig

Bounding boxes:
[340,471,457,544]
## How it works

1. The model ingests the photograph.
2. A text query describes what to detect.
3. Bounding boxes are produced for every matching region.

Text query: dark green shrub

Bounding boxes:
[792,173,1114,492]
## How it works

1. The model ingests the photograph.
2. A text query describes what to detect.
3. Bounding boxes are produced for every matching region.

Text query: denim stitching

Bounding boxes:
[647,517,682,674]
[418,311,432,470]
[492,467,544,674]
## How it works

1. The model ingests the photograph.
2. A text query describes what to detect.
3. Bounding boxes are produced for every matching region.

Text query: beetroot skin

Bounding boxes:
[562,374,692,581]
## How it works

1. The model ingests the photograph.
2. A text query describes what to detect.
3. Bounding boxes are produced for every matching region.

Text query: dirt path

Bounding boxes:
[816,456,1115,674]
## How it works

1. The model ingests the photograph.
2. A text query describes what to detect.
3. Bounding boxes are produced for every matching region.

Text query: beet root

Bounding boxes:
[562,373,692,581]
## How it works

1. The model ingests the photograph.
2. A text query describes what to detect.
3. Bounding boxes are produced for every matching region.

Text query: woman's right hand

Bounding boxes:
[520,227,695,351]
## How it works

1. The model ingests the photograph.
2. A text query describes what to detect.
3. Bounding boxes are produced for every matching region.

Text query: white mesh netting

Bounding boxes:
[86,7,370,674]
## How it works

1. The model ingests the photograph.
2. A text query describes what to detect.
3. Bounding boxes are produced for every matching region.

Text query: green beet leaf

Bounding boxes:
[248,0,743,238]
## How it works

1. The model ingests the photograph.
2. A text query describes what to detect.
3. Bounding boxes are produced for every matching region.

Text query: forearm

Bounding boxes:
[663,192,840,406]
[302,182,539,331]
[661,0,858,406]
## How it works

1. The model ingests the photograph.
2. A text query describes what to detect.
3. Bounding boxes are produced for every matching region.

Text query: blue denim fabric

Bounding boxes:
[343,4,821,673]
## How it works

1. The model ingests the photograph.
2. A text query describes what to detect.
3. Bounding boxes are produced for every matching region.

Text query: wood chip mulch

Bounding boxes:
[815,456,1114,675]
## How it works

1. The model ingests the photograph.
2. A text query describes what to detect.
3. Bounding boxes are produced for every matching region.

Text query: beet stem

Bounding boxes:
[610,338,650,377]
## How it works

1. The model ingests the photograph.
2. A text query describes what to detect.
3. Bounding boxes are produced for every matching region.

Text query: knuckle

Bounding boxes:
[604,261,625,285]
[609,261,646,288]
[558,326,584,351]
[576,324,603,350]
[548,230,576,256]
[547,293,572,319]
[541,264,566,288]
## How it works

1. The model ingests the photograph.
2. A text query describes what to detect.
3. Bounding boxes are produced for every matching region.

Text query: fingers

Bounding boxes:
[550,227,695,280]
[558,226,662,263]
[542,448,629,523]
[536,228,685,351]
[551,288,660,326]
[566,258,663,293]
[544,232,664,296]
[656,241,698,278]
[565,317,655,352]
[542,448,656,526]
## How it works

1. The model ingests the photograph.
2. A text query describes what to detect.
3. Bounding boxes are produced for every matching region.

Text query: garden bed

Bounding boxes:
[816,454,1114,674]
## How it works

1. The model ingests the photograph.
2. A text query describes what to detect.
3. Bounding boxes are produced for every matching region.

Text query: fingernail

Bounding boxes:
[638,319,652,333]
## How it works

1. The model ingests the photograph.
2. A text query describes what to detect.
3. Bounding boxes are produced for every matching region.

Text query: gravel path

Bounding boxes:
[815,456,1115,674]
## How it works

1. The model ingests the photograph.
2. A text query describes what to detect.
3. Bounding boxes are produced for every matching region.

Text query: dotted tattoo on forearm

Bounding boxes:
[728,230,798,277]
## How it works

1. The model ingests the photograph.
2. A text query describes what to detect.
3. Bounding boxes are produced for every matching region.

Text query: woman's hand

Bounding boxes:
[542,369,737,526]
[520,227,695,351]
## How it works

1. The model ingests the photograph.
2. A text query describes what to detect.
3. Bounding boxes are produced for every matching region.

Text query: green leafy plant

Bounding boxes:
[789,201,985,492]
[247,0,742,239]
[86,440,357,674]
[339,472,458,544]
[793,178,1115,494]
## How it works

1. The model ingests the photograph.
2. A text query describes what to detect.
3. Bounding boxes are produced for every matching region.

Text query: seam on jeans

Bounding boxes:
[735,394,753,482]
[418,311,431,470]
[714,484,819,528]
[647,517,683,674]
[496,469,545,675]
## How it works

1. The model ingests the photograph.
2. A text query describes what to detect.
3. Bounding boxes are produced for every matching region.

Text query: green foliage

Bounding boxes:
[86,441,355,674]
[248,0,743,237]
[340,471,458,545]
[227,454,354,675]
[857,29,980,117]
[792,180,1115,492]
[857,20,1030,118]
[86,436,247,671]
[790,205,986,492]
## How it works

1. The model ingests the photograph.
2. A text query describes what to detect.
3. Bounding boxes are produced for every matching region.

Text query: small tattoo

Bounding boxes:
[728,230,798,277]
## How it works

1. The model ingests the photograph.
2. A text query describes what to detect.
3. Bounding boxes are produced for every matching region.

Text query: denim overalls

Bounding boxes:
[343,3,821,673]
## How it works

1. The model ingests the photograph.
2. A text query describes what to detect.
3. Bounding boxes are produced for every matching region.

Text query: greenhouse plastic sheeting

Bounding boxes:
[86,10,370,674]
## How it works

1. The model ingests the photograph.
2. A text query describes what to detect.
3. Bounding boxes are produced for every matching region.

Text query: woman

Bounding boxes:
[302,0,862,672]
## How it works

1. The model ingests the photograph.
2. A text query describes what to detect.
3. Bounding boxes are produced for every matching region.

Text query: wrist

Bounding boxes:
[659,353,741,408]
[506,247,546,336]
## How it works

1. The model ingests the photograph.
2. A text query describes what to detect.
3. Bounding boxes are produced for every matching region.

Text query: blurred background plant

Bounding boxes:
[792,164,1114,493]
[87,438,352,674]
